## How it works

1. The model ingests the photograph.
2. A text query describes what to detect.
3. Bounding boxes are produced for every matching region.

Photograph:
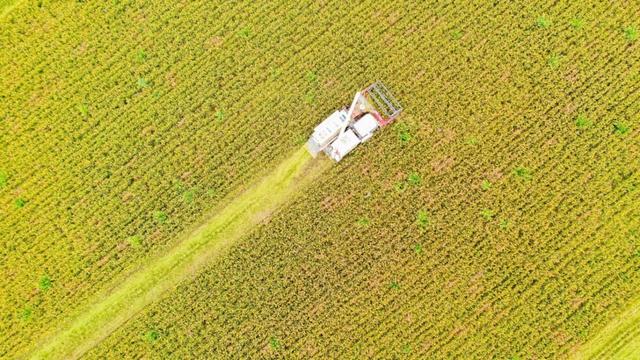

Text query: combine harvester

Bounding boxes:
[306,81,403,162]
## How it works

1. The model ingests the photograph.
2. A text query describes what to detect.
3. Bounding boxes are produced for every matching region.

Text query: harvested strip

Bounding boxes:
[570,296,640,359]
[29,147,328,360]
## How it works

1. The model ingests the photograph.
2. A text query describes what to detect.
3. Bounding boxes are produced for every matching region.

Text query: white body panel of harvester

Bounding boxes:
[306,81,403,162]
[325,129,360,162]
[306,110,349,157]
[352,113,379,141]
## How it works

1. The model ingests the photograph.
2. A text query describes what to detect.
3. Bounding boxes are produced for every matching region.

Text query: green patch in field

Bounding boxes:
[570,18,585,29]
[182,189,196,204]
[78,103,89,118]
[136,49,148,62]
[127,235,143,248]
[613,121,630,136]
[15,197,26,208]
[480,209,495,221]
[535,15,551,29]
[153,210,168,224]
[397,123,412,144]
[356,217,370,227]
[450,28,463,40]
[305,70,318,83]
[575,114,591,129]
[214,109,225,123]
[137,77,150,89]
[145,330,160,342]
[401,344,412,354]
[395,171,425,193]
[39,275,53,291]
[407,172,422,186]
[20,306,33,321]
[389,280,400,290]
[413,243,423,255]
[513,166,533,181]
[238,27,251,38]
[416,210,430,228]
[547,53,562,68]
[623,26,638,42]
[499,218,510,230]
[465,136,479,145]
[481,179,492,191]
[269,336,280,350]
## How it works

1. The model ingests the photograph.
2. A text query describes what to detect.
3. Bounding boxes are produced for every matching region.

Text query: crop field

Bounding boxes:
[1,0,638,359]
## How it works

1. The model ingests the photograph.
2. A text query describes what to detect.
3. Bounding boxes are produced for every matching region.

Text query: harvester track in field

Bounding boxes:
[29,148,329,359]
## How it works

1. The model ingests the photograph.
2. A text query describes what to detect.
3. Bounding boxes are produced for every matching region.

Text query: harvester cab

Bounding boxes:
[306,81,403,162]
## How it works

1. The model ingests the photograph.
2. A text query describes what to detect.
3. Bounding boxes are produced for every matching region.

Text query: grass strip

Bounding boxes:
[570,295,640,359]
[30,147,328,359]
